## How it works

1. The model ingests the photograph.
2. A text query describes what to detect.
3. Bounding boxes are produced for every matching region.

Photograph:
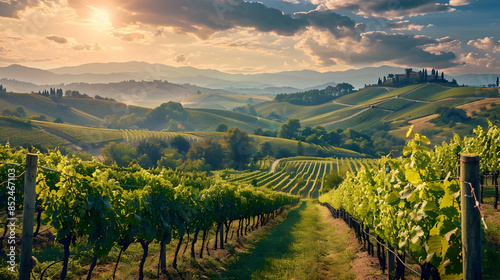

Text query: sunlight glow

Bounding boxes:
[88,6,112,28]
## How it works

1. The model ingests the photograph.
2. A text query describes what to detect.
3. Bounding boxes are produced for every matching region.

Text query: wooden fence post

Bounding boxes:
[460,154,481,280]
[19,153,38,280]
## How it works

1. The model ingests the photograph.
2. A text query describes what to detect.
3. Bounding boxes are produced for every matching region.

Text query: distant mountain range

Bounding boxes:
[1,62,404,90]
[0,62,498,106]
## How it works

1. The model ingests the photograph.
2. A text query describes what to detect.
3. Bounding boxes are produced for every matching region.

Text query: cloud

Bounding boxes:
[72,43,103,51]
[175,54,187,63]
[425,37,461,54]
[456,52,500,73]
[295,9,359,39]
[0,0,42,18]
[449,0,474,6]
[297,30,459,68]
[312,0,454,19]
[467,37,500,53]
[68,0,306,38]
[112,32,146,42]
[68,0,361,39]
[46,36,68,44]
[386,20,425,31]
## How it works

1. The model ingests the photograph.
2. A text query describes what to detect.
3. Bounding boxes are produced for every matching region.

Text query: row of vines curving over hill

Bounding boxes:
[319,121,500,279]
[0,145,299,279]
[222,157,378,199]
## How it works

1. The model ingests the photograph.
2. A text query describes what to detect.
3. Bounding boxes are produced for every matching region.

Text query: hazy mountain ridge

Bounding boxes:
[2,62,405,90]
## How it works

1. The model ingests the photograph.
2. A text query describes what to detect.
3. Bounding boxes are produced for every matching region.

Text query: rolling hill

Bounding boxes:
[1,82,499,156]
[255,83,500,136]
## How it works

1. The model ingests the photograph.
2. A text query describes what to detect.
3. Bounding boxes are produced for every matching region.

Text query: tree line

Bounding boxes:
[274,83,355,105]
[35,88,115,101]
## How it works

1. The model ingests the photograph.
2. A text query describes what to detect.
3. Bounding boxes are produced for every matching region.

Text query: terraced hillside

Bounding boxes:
[225,157,378,199]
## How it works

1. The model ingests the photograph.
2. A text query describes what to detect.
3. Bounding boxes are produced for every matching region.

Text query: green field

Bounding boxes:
[334,87,392,105]
[0,117,69,147]
[59,98,150,119]
[400,84,450,100]
[0,92,103,126]
[34,120,125,144]
[181,93,272,109]
[254,84,499,135]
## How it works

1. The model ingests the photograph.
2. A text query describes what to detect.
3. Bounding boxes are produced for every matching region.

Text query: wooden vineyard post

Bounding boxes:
[494,172,498,210]
[460,154,481,280]
[387,242,395,280]
[19,153,38,280]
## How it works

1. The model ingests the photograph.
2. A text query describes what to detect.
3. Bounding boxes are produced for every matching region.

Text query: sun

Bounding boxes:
[88,7,112,28]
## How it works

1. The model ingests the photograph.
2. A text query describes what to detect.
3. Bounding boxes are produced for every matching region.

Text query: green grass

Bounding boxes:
[328,108,391,131]
[184,109,280,133]
[0,92,103,126]
[182,93,271,109]
[189,108,281,130]
[384,98,478,122]
[0,117,69,147]
[335,87,392,105]
[255,101,347,120]
[34,120,125,144]
[428,87,498,101]
[301,106,366,127]
[192,132,362,158]
[59,98,150,119]
[376,98,416,111]
[400,84,450,101]
[217,200,356,280]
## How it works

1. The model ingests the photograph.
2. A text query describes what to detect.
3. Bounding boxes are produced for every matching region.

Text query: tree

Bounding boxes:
[102,142,137,167]
[321,170,344,194]
[136,138,168,166]
[170,135,190,154]
[15,107,26,117]
[223,127,255,169]
[141,102,187,130]
[383,76,387,83]
[187,139,225,170]
[378,77,382,86]
[441,72,444,80]
[258,141,273,157]
[497,77,499,87]
[54,117,63,123]
[278,118,301,139]
[297,141,303,156]
[327,131,341,146]
[2,109,12,116]
[215,123,228,132]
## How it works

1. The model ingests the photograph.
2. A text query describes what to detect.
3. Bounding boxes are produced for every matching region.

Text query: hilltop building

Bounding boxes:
[381,68,456,87]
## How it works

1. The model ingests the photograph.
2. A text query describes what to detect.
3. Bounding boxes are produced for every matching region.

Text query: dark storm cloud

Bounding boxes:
[323,0,454,19]
[68,0,358,39]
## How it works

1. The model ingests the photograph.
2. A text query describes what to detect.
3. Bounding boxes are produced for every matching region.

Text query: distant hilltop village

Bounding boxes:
[377,68,458,87]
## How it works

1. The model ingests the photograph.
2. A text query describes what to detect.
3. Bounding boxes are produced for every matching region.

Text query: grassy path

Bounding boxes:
[217,200,358,280]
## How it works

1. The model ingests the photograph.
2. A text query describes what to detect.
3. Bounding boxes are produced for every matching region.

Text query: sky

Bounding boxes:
[0,0,499,75]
